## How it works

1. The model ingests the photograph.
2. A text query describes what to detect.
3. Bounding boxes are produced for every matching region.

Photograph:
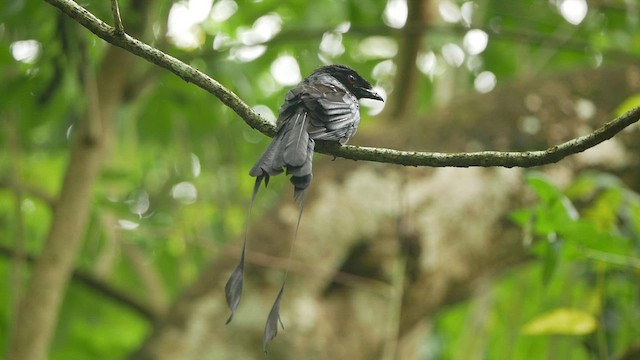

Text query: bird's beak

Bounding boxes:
[361,88,384,102]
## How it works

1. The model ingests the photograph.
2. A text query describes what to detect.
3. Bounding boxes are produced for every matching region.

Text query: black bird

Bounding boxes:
[224,64,383,354]
[250,64,384,198]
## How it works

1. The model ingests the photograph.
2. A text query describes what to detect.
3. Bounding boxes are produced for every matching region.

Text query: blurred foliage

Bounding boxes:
[433,173,640,359]
[1,0,640,358]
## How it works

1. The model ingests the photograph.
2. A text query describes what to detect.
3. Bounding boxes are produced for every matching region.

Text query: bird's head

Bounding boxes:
[315,64,384,102]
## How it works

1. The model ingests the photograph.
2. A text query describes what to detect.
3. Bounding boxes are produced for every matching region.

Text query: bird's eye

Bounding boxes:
[347,74,356,84]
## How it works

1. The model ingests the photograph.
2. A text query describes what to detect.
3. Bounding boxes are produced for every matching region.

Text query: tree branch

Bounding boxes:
[43,0,273,136]
[110,0,124,35]
[0,244,157,321]
[0,178,57,207]
[44,0,640,168]
[316,106,640,167]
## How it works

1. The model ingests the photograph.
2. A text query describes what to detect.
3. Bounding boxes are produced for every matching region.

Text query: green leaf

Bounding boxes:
[526,174,562,206]
[509,208,533,226]
[584,188,622,230]
[522,308,597,335]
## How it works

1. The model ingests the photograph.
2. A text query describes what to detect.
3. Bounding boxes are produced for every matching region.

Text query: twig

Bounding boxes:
[43,0,640,168]
[110,0,124,35]
[0,244,158,321]
[222,245,390,294]
[199,23,640,65]
[0,178,57,207]
[317,106,640,167]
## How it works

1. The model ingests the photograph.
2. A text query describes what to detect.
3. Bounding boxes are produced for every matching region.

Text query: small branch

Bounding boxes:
[43,0,640,168]
[315,106,640,167]
[0,244,158,321]
[0,178,57,207]
[121,242,170,312]
[257,22,639,62]
[110,0,124,35]
[222,246,390,294]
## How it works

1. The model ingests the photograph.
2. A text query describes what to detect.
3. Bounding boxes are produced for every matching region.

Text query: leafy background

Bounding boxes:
[1,0,639,359]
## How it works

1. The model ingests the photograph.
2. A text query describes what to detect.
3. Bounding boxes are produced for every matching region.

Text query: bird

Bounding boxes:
[224,64,383,354]
[249,64,384,199]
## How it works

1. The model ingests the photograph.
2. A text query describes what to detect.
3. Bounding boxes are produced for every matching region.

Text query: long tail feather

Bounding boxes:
[249,132,286,178]
[224,176,264,324]
[263,282,285,355]
[263,191,306,354]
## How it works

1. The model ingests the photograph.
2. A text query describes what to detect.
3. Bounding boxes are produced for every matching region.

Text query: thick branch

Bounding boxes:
[44,0,640,168]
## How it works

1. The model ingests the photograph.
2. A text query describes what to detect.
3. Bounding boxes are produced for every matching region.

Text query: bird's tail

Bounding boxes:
[249,131,286,179]
[245,111,314,353]
[249,111,315,197]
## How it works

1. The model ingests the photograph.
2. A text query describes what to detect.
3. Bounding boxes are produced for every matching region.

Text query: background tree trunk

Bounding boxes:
[8,45,132,360]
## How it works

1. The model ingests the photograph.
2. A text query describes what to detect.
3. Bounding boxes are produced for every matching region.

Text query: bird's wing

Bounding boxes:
[259,77,359,177]
[282,110,310,167]
[298,82,360,143]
